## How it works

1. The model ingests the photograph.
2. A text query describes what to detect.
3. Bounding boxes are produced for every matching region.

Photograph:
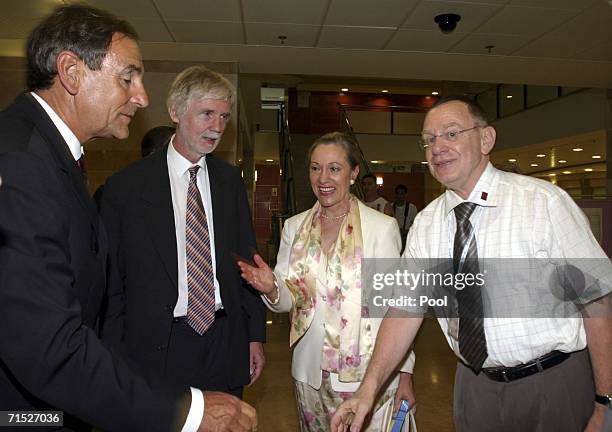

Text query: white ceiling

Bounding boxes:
[1,0,611,87]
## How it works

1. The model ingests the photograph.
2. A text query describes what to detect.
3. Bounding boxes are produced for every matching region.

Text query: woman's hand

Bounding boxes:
[237,254,276,296]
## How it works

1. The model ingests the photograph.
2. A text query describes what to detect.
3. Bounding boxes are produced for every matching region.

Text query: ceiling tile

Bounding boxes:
[451,33,533,55]
[245,23,318,47]
[439,0,507,4]
[514,1,612,58]
[476,6,578,37]
[318,26,396,50]
[155,0,241,21]
[402,1,502,32]
[129,18,174,43]
[509,0,597,11]
[325,0,419,27]
[386,29,467,52]
[242,0,329,25]
[574,40,612,61]
[166,20,244,44]
[81,0,160,19]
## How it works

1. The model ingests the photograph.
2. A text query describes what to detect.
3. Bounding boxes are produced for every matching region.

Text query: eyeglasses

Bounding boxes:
[419,125,484,150]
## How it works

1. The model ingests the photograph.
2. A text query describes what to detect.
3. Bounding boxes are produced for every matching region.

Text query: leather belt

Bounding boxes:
[481,350,571,382]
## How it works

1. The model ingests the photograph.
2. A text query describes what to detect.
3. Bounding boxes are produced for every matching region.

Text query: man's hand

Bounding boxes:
[199,391,257,432]
[330,391,375,432]
[249,342,265,385]
[393,372,416,414]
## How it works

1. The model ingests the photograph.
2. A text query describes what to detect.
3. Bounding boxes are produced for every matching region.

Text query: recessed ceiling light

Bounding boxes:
[431,91,439,96]
[592,155,601,159]
[548,173,556,177]
[506,95,513,99]
[381,89,389,93]
[572,148,583,152]
[508,158,517,162]
[585,168,593,172]
[536,154,546,158]
[370,160,380,164]
[562,171,572,174]
[558,160,567,163]
[421,161,428,165]
[341,88,349,92]
[530,163,538,167]
[265,159,274,162]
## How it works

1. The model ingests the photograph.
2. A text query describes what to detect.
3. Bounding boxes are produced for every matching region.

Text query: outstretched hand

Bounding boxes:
[237,254,276,295]
[330,392,375,432]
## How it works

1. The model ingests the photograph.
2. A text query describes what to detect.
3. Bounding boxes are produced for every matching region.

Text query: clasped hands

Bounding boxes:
[198,391,258,432]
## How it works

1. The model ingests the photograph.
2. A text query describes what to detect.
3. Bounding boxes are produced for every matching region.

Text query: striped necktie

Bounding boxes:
[453,202,488,371]
[185,165,216,335]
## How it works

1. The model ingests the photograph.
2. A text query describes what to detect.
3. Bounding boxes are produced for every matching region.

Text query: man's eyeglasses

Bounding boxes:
[419,125,484,150]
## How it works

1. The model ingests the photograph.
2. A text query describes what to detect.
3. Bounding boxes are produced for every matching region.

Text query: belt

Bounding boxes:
[481,350,571,382]
[172,309,226,324]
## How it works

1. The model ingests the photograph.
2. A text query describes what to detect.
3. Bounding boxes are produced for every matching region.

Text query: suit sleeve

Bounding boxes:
[234,170,267,343]
[0,152,182,431]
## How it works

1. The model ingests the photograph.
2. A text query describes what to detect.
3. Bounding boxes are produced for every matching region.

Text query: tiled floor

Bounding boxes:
[245,313,457,431]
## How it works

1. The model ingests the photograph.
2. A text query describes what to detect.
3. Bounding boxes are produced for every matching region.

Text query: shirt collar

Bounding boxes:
[444,162,499,216]
[30,92,82,161]
[167,134,207,177]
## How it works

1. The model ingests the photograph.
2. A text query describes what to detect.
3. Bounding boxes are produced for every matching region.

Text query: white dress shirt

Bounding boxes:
[167,137,222,317]
[30,92,82,160]
[404,162,610,367]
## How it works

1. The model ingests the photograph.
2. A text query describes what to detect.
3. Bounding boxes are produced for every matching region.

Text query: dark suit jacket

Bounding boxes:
[0,93,180,431]
[100,146,266,390]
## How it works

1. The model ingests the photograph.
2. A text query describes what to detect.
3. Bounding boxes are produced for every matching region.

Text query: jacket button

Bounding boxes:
[156,345,166,351]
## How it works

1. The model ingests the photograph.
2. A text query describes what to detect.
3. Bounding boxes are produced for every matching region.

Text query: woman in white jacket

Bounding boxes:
[238,132,415,431]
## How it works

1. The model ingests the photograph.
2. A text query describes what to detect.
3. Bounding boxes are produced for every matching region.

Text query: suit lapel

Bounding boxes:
[206,154,227,271]
[141,148,179,288]
[19,94,99,232]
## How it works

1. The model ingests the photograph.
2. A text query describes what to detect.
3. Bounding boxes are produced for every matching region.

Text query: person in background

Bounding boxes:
[141,125,176,158]
[238,132,416,432]
[385,184,417,253]
[361,173,392,215]
[0,5,256,432]
[331,96,611,432]
[94,125,176,209]
[100,65,266,401]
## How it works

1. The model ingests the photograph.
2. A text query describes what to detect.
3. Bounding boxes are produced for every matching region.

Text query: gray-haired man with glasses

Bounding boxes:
[332,95,611,432]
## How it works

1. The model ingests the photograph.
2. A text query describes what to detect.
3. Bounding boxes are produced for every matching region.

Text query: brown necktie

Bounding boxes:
[185,166,216,335]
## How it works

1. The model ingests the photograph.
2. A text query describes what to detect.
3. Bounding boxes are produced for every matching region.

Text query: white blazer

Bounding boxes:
[263,201,416,391]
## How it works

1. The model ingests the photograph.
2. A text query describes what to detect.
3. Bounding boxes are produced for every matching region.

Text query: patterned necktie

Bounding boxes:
[453,202,488,371]
[186,166,216,335]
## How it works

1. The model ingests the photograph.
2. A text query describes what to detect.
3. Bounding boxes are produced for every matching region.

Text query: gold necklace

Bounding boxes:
[320,211,348,220]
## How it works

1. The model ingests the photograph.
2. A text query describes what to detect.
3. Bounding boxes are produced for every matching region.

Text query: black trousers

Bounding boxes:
[163,312,243,398]
[453,349,594,432]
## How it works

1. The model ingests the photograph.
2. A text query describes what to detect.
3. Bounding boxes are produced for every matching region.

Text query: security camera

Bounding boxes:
[434,13,461,34]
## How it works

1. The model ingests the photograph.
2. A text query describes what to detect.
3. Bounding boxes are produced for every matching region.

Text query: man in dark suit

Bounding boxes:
[100,65,267,399]
[0,5,256,432]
